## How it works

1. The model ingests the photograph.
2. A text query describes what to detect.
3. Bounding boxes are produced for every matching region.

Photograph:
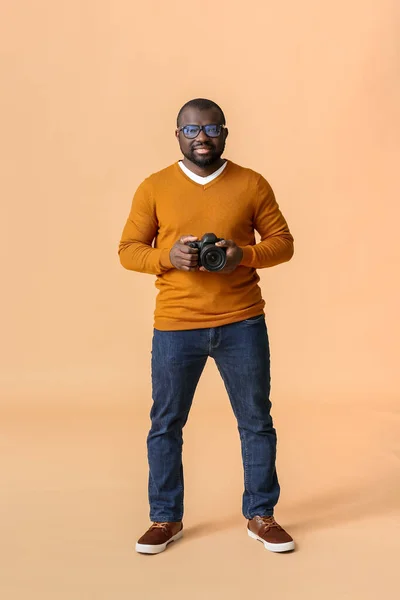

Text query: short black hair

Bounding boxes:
[177,98,226,127]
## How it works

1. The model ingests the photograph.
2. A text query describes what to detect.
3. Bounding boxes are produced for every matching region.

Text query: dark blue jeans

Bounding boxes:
[147,314,280,521]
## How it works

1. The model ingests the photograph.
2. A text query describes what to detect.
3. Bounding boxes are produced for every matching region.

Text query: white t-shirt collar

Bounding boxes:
[178,160,228,185]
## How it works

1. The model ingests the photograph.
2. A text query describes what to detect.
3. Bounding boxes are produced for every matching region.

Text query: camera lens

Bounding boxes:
[207,251,221,265]
[201,246,227,271]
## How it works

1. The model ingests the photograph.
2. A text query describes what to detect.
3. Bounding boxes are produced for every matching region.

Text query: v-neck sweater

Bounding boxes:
[118,160,294,330]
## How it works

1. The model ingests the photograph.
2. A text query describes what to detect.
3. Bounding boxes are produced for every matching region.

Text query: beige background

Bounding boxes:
[1,1,399,599]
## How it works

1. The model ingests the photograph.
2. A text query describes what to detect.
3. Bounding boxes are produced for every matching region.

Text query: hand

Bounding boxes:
[169,235,199,271]
[199,239,243,274]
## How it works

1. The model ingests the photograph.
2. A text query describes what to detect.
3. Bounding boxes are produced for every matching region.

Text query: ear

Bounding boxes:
[224,127,229,141]
[175,128,180,140]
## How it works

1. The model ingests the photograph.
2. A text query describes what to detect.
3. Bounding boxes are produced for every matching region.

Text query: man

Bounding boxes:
[118,98,295,555]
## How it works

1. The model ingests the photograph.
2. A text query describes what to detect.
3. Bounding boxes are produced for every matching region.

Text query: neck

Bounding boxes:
[181,157,226,177]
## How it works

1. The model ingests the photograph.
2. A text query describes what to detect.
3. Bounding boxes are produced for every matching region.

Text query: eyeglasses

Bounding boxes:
[178,124,226,139]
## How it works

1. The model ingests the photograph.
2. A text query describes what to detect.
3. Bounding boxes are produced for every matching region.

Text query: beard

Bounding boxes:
[181,139,226,168]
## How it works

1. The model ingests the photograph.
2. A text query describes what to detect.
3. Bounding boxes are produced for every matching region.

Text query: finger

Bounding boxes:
[177,256,199,269]
[180,257,198,267]
[215,239,234,247]
[179,245,199,254]
[180,235,198,244]
[178,253,199,264]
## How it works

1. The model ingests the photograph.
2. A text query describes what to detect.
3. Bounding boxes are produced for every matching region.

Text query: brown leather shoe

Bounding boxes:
[135,521,183,554]
[247,516,295,552]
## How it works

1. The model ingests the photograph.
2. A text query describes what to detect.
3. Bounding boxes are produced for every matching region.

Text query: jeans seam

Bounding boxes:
[241,429,254,517]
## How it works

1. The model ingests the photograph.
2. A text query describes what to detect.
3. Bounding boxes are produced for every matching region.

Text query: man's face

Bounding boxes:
[175,107,228,168]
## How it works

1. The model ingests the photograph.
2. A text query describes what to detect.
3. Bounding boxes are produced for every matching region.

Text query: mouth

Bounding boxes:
[193,145,213,154]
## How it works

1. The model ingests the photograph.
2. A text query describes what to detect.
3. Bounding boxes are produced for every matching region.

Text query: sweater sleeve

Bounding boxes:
[240,175,294,269]
[118,180,173,275]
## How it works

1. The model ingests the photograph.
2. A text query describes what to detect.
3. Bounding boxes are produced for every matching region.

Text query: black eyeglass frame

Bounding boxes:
[177,124,227,139]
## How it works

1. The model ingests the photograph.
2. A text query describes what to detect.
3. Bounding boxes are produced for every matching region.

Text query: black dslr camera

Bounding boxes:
[188,233,227,272]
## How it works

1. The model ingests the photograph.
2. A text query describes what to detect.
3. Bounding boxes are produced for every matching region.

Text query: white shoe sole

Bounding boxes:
[136,529,183,554]
[247,528,295,552]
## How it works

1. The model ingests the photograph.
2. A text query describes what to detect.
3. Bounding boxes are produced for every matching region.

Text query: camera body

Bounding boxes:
[188,233,227,272]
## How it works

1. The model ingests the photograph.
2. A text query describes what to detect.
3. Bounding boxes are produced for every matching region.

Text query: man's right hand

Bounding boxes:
[169,235,199,271]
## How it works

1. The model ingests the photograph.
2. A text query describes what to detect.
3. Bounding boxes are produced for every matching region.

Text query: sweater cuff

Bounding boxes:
[239,245,255,267]
[159,248,173,270]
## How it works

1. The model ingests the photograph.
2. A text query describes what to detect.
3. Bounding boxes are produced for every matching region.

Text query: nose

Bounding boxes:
[194,135,214,148]
[196,128,209,142]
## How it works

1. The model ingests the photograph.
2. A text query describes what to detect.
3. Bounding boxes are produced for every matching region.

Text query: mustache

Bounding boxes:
[191,143,214,149]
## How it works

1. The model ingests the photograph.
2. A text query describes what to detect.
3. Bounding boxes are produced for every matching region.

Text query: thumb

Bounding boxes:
[216,239,234,247]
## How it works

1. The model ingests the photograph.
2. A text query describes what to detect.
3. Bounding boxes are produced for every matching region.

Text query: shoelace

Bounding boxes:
[151,522,170,530]
[257,516,283,532]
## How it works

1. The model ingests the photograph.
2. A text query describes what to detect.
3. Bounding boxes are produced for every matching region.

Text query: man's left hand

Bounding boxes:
[199,239,243,274]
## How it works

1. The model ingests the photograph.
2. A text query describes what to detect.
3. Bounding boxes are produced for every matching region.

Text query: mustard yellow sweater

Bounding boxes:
[118,160,294,330]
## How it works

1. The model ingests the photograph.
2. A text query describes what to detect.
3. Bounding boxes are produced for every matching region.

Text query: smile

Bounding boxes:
[193,147,212,154]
